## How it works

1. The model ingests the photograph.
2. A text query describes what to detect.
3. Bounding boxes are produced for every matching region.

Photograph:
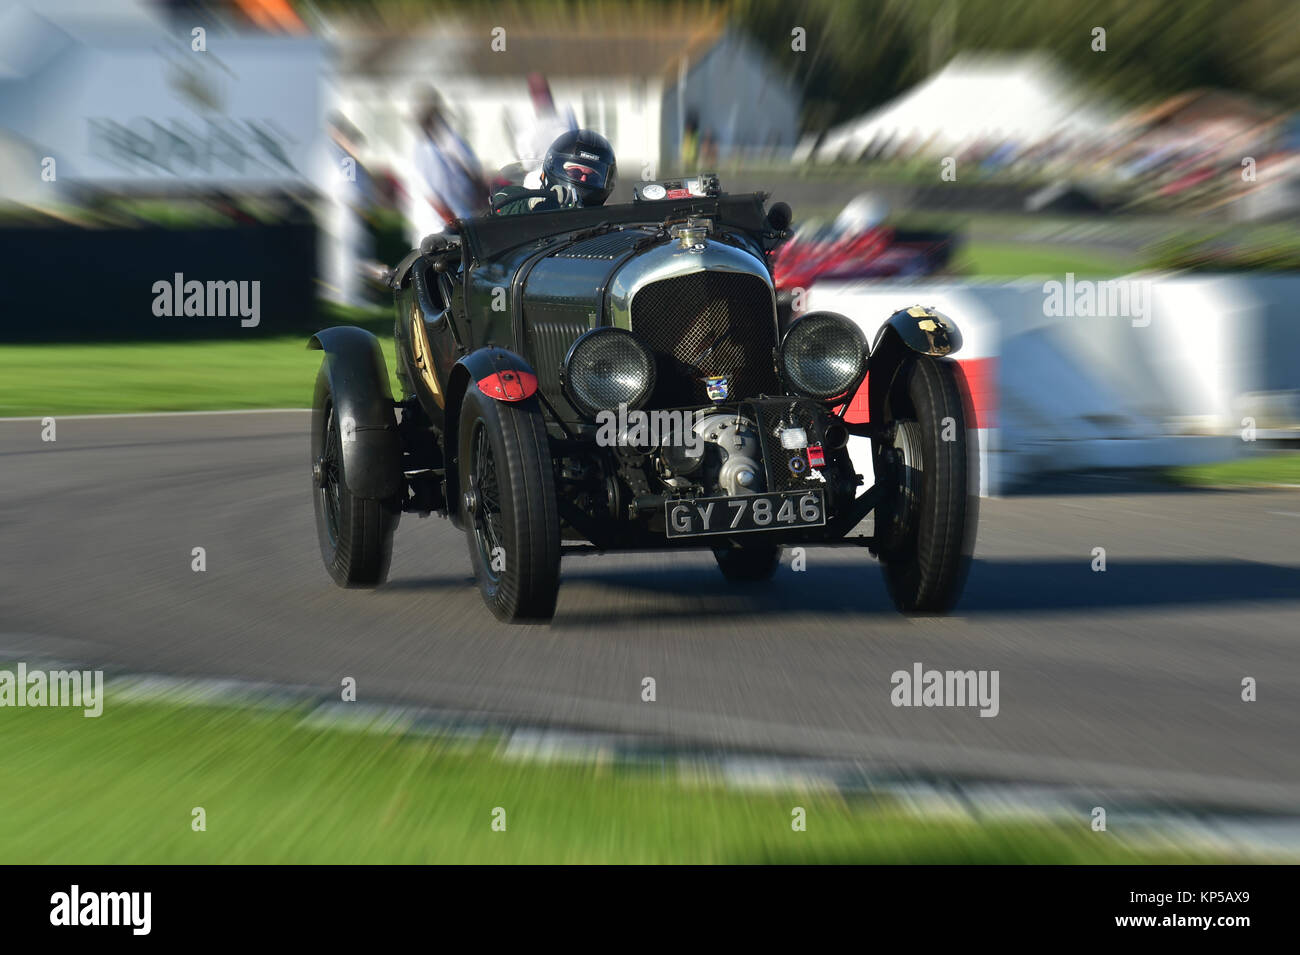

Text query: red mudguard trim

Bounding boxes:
[476,370,539,402]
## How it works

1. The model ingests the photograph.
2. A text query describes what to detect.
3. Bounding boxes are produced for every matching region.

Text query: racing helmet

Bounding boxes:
[542,129,617,206]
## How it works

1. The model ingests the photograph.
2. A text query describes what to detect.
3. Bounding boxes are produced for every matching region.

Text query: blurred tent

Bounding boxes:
[810,54,1116,163]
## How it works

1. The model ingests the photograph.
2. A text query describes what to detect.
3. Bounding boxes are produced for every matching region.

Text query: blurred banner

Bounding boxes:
[0,4,326,194]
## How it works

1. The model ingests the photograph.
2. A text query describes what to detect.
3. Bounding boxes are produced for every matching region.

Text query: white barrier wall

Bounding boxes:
[804,284,1001,496]
[805,275,1300,494]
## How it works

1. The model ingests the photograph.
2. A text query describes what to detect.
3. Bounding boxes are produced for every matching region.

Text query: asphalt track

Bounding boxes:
[2,412,1298,811]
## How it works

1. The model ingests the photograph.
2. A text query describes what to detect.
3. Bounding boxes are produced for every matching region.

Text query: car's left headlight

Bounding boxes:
[779,311,867,400]
[562,327,657,419]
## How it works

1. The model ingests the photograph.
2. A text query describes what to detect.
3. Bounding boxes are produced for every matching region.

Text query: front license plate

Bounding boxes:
[665,489,826,539]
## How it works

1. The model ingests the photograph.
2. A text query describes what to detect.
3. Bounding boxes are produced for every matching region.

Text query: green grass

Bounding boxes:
[954,241,1134,278]
[0,337,330,416]
[0,694,1214,864]
[0,319,401,418]
[1165,453,1300,488]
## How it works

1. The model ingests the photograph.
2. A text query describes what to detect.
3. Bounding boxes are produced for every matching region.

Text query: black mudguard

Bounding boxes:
[309,326,404,501]
[443,346,544,532]
[873,304,962,358]
[454,347,541,402]
[867,305,964,424]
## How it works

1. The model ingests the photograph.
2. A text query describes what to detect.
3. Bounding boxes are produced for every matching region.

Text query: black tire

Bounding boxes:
[712,542,783,582]
[312,383,399,588]
[873,355,977,613]
[458,387,561,622]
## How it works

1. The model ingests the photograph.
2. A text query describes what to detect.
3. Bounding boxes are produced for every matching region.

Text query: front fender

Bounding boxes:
[441,347,543,529]
[866,305,963,428]
[309,326,403,501]
[456,347,540,402]
[872,304,962,358]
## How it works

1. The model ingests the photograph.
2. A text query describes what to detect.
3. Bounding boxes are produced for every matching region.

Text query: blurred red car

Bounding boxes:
[772,196,960,327]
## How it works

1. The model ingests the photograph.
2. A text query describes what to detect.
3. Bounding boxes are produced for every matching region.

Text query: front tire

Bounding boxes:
[873,356,977,613]
[458,387,561,622]
[312,378,399,587]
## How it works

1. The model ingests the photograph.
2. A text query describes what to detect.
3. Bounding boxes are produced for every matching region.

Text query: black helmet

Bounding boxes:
[542,129,616,206]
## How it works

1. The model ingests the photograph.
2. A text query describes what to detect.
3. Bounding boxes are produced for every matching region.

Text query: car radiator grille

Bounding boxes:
[525,314,590,407]
[629,272,779,408]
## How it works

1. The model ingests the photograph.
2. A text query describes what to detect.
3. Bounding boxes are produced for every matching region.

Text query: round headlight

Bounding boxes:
[779,311,867,399]
[562,327,657,419]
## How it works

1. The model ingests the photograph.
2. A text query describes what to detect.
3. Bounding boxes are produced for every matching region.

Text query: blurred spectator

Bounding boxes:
[364,169,414,273]
[700,129,719,169]
[412,86,488,232]
[505,73,577,188]
[681,111,700,172]
[321,112,375,306]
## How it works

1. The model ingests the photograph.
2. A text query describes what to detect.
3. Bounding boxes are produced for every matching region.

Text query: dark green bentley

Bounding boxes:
[309,182,977,622]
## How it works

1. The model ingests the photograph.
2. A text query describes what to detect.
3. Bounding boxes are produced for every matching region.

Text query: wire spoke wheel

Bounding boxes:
[458,387,561,622]
[318,403,344,548]
[876,418,923,558]
[310,366,398,588]
[470,421,506,585]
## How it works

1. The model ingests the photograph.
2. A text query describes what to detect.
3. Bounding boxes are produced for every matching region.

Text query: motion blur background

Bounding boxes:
[3,0,1299,485]
[1,0,1299,864]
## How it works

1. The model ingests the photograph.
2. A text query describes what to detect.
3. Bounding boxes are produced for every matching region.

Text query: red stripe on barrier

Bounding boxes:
[842,357,997,428]
[959,357,998,429]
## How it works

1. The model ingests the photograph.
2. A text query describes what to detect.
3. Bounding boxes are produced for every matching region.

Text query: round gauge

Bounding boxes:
[641,183,666,201]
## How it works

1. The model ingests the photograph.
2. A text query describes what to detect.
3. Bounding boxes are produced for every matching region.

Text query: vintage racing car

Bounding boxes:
[308,176,978,622]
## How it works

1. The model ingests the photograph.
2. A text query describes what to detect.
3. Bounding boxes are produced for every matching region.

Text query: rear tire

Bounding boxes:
[312,380,399,587]
[712,542,782,582]
[873,356,977,613]
[458,387,561,622]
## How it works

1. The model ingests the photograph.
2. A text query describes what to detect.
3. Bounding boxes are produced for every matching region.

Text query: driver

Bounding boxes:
[490,129,617,215]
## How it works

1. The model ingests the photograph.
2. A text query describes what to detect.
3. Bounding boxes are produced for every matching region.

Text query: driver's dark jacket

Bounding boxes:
[490,185,578,216]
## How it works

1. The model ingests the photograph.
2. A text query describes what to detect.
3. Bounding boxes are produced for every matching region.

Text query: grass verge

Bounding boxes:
[0,306,399,417]
[952,241,1133,278]
[0,696,1215,864]
[1164,453,1300,488]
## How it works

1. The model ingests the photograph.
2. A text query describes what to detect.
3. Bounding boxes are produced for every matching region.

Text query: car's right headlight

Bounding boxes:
[779,311,867,400]
[561,327,657,419]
